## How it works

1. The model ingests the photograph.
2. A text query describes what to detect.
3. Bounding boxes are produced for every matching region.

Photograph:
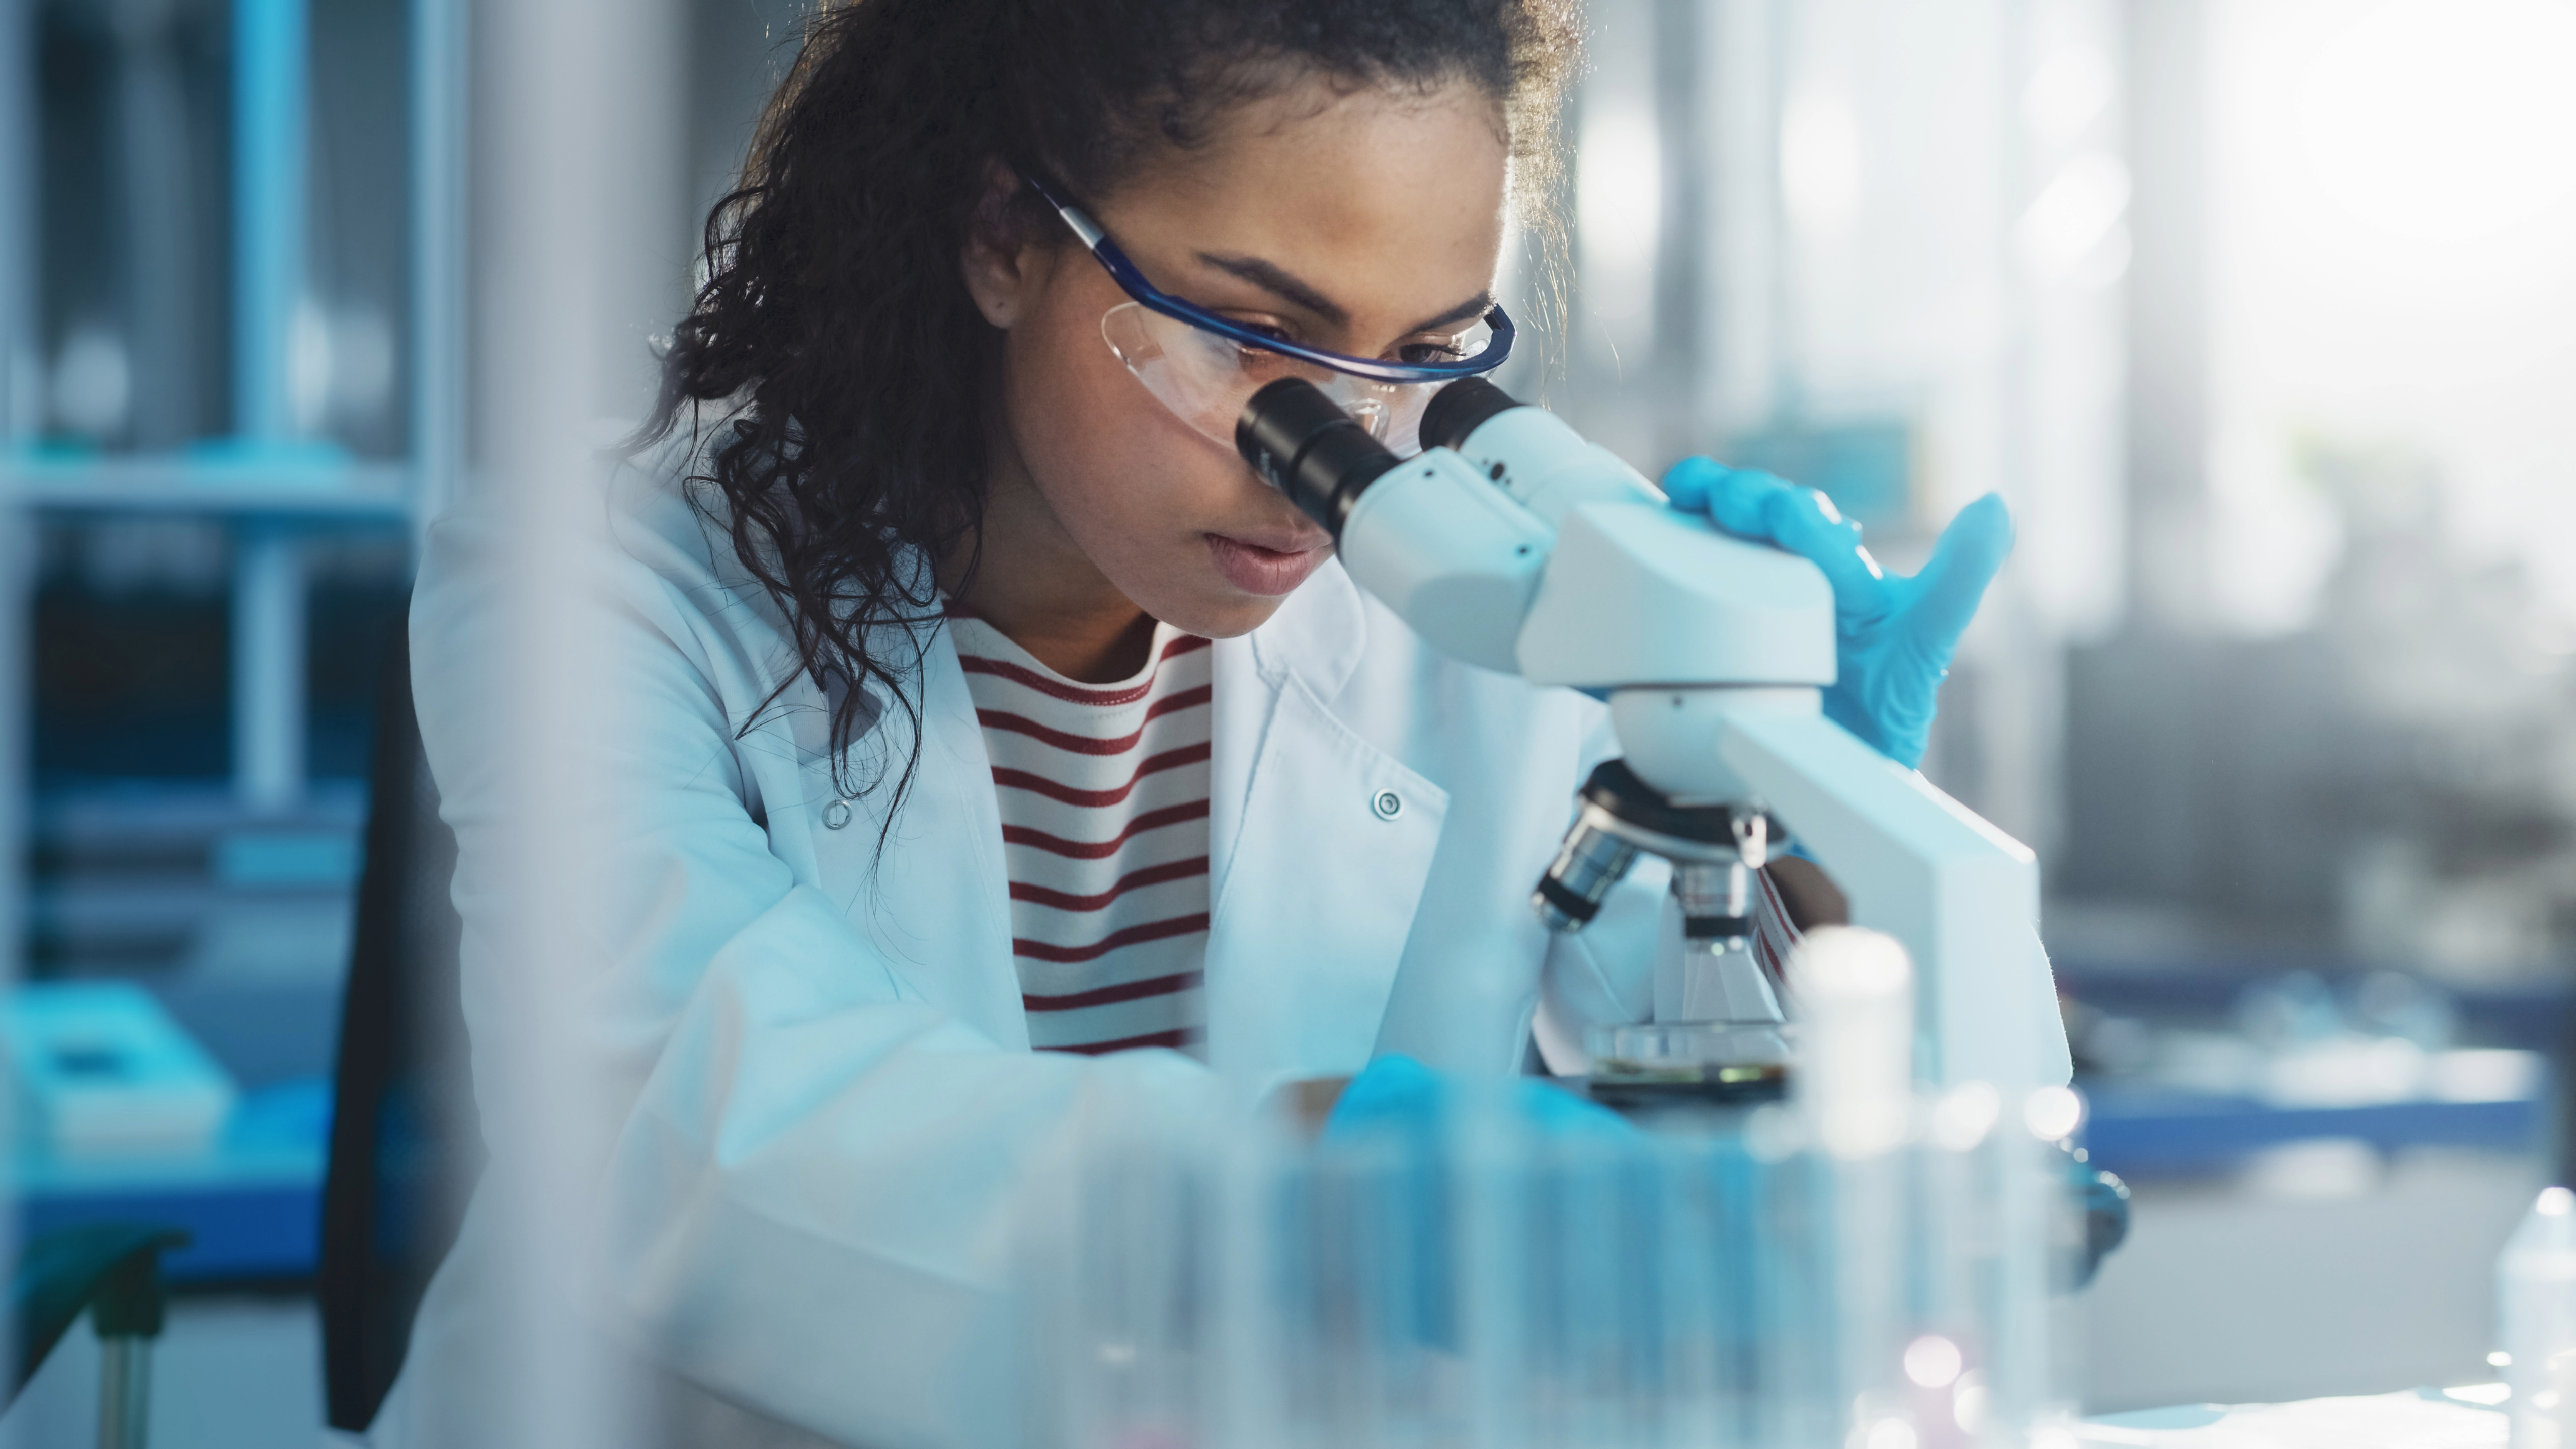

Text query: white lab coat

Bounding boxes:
[369,428,1678,1449]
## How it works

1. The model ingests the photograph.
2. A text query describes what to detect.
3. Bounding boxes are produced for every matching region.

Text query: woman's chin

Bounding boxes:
[1166,592,1293,641]
[1138,571,1307,641]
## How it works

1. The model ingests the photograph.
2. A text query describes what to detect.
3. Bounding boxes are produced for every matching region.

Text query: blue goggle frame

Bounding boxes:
[1019,170,1516,387]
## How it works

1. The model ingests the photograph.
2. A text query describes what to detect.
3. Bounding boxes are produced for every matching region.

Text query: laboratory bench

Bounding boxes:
[9,959,2558,1284]
[2058,958,2559,1180]
[2082,1387,2507,1447]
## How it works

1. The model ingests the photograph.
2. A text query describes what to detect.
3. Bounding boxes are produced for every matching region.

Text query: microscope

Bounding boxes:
[1237,379,2065,1098]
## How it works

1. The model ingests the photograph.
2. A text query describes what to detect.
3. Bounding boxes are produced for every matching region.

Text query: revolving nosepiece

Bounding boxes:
[1534,760,1783,935]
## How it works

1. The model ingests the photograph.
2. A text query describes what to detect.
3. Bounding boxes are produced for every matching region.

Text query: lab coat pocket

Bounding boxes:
[1203,677,1450,1085]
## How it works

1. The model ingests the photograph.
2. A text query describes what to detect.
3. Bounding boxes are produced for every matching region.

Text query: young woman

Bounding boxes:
[385,2,2063,1445]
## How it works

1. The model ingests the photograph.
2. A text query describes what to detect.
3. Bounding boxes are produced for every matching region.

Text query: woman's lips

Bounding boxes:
[1206,532,1330,596]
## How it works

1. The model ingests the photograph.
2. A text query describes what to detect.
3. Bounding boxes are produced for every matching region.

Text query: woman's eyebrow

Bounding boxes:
[1194,252,1497,337]
[1410,290,1498,333]
[1195,252,1349,327]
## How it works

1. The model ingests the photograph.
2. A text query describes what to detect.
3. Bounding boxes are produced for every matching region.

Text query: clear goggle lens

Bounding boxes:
[1103,301,1494,458]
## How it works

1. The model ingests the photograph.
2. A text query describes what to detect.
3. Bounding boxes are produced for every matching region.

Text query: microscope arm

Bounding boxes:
[1699,704,2069,1091]
[1495,496,2064,1090]
[1341,474,2064,1091]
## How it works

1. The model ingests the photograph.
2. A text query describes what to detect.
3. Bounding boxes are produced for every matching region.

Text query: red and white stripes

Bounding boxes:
[1749,863,1804,1007]
[950,617,1214,1056]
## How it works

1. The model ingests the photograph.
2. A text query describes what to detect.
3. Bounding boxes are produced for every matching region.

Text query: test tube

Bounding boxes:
[1025,1003,2085,1449]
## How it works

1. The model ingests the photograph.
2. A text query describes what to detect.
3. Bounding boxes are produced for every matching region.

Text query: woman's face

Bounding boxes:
[962,78,1511,639]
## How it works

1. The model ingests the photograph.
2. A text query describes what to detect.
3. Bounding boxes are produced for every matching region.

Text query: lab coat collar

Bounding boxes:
[1208,557,1368,909]
[1205,560,1446,1091]
[1246,555,1370,704]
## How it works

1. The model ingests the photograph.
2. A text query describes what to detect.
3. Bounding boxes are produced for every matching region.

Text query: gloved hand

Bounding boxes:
[2072,1156,2132,1289]
[1325,1053,1633,1142]
[1662,459,2014,770]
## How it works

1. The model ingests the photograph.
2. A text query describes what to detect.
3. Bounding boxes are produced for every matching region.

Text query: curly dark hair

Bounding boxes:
[638,0,1583,829]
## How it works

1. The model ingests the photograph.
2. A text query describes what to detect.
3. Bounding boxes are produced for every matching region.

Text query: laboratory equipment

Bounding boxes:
[1236,378,2061,1096]
[1024,926,2086,1449]
[2501,1186,2576,1448]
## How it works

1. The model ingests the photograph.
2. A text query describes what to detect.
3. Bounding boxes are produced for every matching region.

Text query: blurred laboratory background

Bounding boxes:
[1,0,2571,1442]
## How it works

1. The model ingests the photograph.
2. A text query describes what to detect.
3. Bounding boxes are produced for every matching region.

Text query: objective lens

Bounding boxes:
[1236,378,1402,538]
[1532,819,1640,934]
[1671,860,1753,945]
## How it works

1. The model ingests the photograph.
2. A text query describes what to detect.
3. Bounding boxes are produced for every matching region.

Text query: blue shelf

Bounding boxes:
[2,454,414,518]
[23,1180,320,1283]
[16,1078,331,1282]
[2084,1081,2541,1179]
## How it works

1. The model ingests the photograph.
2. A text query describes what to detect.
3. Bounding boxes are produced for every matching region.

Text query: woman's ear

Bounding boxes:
[960,161,1038,329]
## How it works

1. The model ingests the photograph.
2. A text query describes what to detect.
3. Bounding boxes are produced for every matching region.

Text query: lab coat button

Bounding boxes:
[823,798,854,830]
[1371,789,1403,821]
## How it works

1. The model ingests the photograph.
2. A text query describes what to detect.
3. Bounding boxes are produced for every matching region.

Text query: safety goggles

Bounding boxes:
[1020,170,1515,454]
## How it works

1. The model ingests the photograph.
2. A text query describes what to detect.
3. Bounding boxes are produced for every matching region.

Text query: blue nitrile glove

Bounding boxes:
[1325,1054,1633,1142]
[2071,1154,2131,1289]
[1662,459,2015,770]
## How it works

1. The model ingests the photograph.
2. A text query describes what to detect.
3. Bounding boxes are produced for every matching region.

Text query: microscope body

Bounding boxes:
[1238,380,2065,1094]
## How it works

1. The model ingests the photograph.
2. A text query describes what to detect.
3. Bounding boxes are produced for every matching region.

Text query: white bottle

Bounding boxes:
[2501,1186,2576,1447]
[1793,926,1914,1159]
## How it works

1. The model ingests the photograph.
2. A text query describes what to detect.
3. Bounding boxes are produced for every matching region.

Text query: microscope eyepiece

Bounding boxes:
[1416,376,1523,452]
[1235,379,1402,539]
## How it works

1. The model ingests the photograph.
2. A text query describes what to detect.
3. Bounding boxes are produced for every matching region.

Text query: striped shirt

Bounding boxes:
[1750,863,1804,1009]
[950,616,1214,1057]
